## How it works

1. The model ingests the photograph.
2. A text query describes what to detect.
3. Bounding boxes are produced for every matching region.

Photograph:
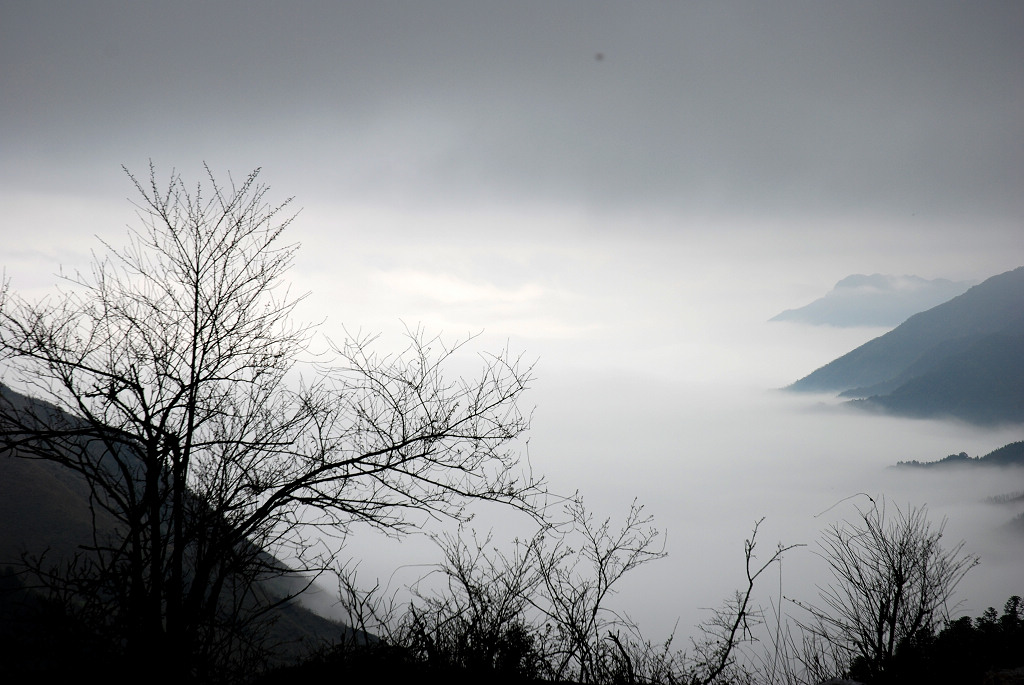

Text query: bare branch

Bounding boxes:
[0,164,541,680]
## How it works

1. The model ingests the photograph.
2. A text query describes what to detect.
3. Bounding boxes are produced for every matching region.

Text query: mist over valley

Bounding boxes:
[307,272,1024,647]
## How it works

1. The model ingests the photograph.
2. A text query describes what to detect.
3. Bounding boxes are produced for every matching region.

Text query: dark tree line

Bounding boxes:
[861,594,1024,684]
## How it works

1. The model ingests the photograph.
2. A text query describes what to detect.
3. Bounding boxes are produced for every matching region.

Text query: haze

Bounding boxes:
[2,1,1022,648]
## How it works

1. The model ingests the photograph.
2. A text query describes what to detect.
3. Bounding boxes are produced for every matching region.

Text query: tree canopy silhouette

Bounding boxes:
[0,164,542,681]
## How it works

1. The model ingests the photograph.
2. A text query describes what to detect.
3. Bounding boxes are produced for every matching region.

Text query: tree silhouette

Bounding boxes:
[788,498,978,682]
[0,164,541,681]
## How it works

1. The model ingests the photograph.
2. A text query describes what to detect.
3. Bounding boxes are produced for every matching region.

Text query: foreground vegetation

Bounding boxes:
[259,593,1024,685]
[261,499,1019,685]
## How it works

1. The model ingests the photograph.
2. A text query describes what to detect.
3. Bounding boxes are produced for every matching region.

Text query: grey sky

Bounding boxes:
[3,1,1022,223]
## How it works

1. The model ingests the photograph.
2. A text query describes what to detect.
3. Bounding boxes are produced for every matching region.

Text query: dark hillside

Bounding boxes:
[0,447,100,563]
[895,441,1024,469]
[0,384,351,668]
[981,441,1024,467]
[854,333,1024,424]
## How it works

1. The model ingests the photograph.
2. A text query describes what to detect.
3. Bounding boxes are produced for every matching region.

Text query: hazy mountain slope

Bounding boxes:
[789,266,1024,394]
[852,333,1024,424]
[0,384,350,657]
[771,274,972,327]
[836,332,988,398]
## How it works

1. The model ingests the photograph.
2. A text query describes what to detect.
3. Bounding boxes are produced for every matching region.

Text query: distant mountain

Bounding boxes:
[788,266,1024,425]
[893,441,1024,468]
[892,441,1024,535]
[771,274,973,327]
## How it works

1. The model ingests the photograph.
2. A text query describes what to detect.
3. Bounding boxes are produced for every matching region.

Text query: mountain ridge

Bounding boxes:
[788,266,1024,425]
[893,440,1024,468]
[770,273,973,327]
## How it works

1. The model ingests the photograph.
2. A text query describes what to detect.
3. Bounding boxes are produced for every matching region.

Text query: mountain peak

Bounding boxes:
[771,273,974,327]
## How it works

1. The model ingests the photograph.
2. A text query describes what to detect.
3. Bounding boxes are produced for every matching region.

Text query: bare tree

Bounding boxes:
[335,500,793,685]
[0,164,541,680]
[788,498,978,682]
[530,497,667,683]
[402,529,546,677]
[688,518,797,685]
[333,499,650,683]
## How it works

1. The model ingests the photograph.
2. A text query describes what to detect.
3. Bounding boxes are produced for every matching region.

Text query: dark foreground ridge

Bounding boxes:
[0,383,353,677]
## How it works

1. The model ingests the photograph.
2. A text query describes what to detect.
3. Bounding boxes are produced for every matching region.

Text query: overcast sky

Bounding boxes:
[4,3,1022,230]
[4,0,1023,364]
[3,0,1023,641]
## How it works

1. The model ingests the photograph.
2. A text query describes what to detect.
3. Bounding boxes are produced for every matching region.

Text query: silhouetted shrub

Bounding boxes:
[854,594,1024,684]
